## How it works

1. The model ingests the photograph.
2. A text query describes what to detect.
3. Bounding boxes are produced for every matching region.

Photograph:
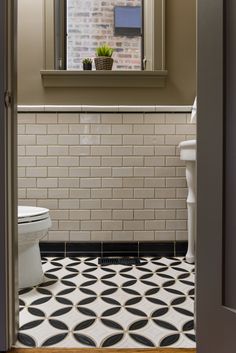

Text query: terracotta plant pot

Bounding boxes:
[94,57,114,70]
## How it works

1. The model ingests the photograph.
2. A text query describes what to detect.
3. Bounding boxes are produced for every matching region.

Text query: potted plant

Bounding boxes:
[94,44,114,70]
[82,58,92,70]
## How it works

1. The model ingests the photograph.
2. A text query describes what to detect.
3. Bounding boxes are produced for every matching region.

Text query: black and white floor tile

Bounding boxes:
[16,257,195,349]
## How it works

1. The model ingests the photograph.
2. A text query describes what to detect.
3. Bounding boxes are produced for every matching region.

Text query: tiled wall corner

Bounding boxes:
[18,112,196,242]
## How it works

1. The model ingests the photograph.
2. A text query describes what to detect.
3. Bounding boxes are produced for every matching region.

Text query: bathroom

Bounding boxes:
[15,0,197,350]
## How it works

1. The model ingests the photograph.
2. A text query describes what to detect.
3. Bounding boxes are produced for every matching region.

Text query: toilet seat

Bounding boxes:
[18,206,49,224]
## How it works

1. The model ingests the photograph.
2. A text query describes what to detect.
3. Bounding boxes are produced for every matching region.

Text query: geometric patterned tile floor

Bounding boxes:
[16,257,195,349]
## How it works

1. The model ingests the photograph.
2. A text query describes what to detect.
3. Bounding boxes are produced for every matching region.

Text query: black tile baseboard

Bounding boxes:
[40,241,188,258]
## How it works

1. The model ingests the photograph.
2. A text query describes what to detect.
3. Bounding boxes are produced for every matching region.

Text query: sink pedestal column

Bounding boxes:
[185,161,196,263]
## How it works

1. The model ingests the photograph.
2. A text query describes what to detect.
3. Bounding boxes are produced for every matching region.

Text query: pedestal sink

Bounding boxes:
[179,140,196,263]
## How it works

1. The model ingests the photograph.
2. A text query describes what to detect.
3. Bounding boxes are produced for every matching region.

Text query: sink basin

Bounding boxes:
[179,139,196,161]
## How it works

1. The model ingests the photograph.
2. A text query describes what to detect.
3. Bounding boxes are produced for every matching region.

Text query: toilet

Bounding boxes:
[18,206,52,289]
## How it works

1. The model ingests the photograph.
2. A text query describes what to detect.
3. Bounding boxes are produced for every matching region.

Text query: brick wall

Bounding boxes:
[18,112,196,242]
[67,0,142,70]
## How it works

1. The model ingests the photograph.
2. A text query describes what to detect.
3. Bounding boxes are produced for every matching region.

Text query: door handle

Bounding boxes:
[4,91,12,108]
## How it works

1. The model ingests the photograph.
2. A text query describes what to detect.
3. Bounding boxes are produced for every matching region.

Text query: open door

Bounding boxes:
[197,0,236,352]
[0,0,18,351]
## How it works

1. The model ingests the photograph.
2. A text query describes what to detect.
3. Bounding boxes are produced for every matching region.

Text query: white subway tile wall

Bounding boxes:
[18,112,196,242]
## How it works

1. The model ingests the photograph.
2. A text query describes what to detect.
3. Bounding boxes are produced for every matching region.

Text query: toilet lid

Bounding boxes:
[18,206,50,224]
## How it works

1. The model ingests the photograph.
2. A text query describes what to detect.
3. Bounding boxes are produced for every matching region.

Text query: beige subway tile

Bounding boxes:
[112,231,133,241]
[123,199,143,209]
[48,146,68,156]
[102,178,122,188]
[80,157,100,167]
[58,135,79,145]
[37,199,58,209]
[36,113,57,124]
[112,146,133,155]
[155,209,176,220]
[134,167,154,177]
[102,221,122,231]
[123,135,143,145]
[70,146,90,156]
[145,157,165,167]
[144,135,164,145]
[18,113,36,124]
[112,167,133,177]
[70,210,90,220]
[37,157,58,166]
[102,199,122,209]
[59,157,79,166]
[123,114,144,124]
[69,124,90,134]
[101,135,122,145]
[80,113,100,124]
[145,220,165,230]
[113,210,133,220]
[176,124,196,135]
[166,220,187,230]
[91,167,111,177]
[166,199,186,209]
[48,231,69,241]
[134,231,154,241]
[18,157,36,167]
[166,157,185,167]
[155,231,175,241]
[60,221,80,231]
[18,146,26,156]
[144,113,165,124]
[133,146,154,156]
[123,157,143,167]
[102,157,122,167]
[19,199,36,207]
[18,178,36,188]
[134,210,154,220]
[18,125,25,134]
[134,188,154,199]
[176,167,186,177]
[81,221,101,231]
[58,113,79,123]
[112,125,133,135]
[145,199,165,209]
[155,146,176,156]
[48,189,69,198]
[145,178,165,187]
[18,135,36,145]
[176,209,188,219]
[48,124,68,134]
[91,210,112,220]
[155,124,175,134]
[70,231,91,241]
[80,199,101,209]
[48,167,68,177]
[18,189,26,198]
[101,113,122,124]
[123,178,144,188]
[91,231,112,241]
[27,189,47,199]
[91,189,112,199]
[50,210,69,220]
[26,125,47,134]
[124,220,144,230]
[166,113,187,124]
[59,199,79,209]
[59,178,80,188]
[80,178,101,188]
[176,188,188,198]
[26,167,47,177]
[155,188,176,199]
[113,188,133,199]
[69,167,90,177]
[18,167,25,177]
[133,125,154,134]
[80,135,100,145]
[166,178,186,188]
[69,189,90,199]
[37,178,58,188]
[37,135,57,145]
[155,167,175,177]
[91,124,111,134]
[91,146,111,156]
[165,135,185,145]
[176,231,188,241]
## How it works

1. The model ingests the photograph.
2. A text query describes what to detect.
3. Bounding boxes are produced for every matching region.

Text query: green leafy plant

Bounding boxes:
[96,44,114,57]
[82,58,93,64]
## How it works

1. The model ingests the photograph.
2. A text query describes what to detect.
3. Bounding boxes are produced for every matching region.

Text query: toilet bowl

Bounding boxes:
[18,206,52,289]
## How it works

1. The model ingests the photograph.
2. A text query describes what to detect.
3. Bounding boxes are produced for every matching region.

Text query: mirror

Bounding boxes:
[46,0,165,72]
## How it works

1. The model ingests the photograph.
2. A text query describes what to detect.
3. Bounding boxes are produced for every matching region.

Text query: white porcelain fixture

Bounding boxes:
[18,206,51,288]
[179,140,196,264]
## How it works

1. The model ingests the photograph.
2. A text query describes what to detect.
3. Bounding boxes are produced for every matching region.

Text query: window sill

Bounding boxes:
[40,70,168,88]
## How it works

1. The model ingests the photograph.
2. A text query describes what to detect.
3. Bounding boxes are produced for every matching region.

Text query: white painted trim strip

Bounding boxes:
[18,105,192,113]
